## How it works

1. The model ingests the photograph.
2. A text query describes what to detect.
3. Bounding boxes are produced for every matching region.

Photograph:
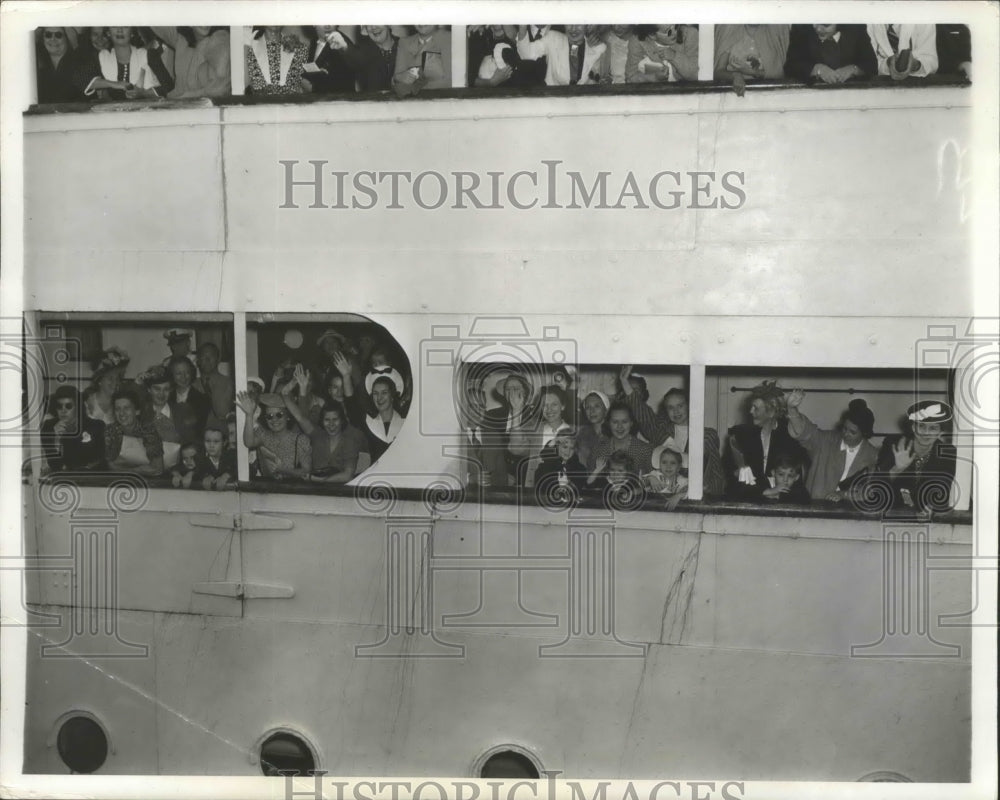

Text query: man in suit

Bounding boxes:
[516,24,607,86]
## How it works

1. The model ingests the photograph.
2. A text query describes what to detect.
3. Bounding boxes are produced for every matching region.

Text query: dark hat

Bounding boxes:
[316,328,349,348]
[842,399,875,438]
[91,347,130,381]
[906,400,952,424]
[49,384,81,411]
[164,329,192,345]
[137,364,171,387]
[493,42,523,69]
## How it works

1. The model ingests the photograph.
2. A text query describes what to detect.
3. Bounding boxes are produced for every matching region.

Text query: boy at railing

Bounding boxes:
[171,443,200,489]
[194,425,237,490]
[760,452,810,504]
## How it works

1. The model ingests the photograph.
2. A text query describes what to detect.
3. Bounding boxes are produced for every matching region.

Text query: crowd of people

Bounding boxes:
[35,326,958,514]
[243,26,451,98]
[35,23,971,105]
[40,330,237,489]
[457,365,724,511]
[714,23,970,95]
[35,26,231,104]
[234,327,410,483]
[457,369,958,515]
[38,325,413,489]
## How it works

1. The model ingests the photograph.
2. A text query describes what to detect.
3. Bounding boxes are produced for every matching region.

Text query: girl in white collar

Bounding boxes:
[336,352,405,463]
[85,26,160,100]
[245,25,308,96]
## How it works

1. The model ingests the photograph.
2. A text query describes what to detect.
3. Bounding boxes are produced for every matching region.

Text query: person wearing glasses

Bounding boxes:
[236,390,312,481]
[41,386,106,473]
[35,27,90,104]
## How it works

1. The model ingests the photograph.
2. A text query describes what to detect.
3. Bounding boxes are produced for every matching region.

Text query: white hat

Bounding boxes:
[365,367,404,396]
[651,441,683,468]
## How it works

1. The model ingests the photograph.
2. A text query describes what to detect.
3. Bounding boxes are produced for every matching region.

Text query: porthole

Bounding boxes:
[258,730,317,776]
[473,744,543,779]
[55,714,108,773]
[858,770,913,782]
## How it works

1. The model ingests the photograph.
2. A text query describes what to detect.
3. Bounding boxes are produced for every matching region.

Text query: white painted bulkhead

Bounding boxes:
[21,83,980,779]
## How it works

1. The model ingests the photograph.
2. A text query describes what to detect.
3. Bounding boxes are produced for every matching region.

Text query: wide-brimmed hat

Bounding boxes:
[91,347,130,382]
[163,329,191,345]
[316,329,349,348]
[907,400,952,424]
[258,393,287,408]
[651,441,684,469]
[137,364,171,387]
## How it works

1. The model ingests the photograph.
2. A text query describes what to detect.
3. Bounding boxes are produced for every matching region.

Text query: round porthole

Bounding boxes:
[474,744,543,779]
[56,715,108,773]
[259,731,317,776]
[858,771,913,782]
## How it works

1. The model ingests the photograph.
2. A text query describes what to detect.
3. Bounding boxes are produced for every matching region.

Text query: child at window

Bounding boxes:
[194,425,236,490]
[533,429,588,494]
[172,443,200,488]
[761,452,810,504]
[645,445,688,510]
[588,451,637,491]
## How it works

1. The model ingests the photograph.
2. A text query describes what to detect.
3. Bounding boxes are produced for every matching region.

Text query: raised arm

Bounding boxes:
[281,364,316,436]
[784,388,807,438]
[619,365,672,444]
[236,390,262,449]
[283,366,317,436]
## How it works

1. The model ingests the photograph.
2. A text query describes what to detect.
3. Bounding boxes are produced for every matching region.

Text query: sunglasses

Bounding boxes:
[55,401,75,409]
[264,412,287,420]
[43,31,66,39]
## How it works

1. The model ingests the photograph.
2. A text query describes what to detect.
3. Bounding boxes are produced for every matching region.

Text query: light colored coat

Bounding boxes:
[517,30,606,86]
